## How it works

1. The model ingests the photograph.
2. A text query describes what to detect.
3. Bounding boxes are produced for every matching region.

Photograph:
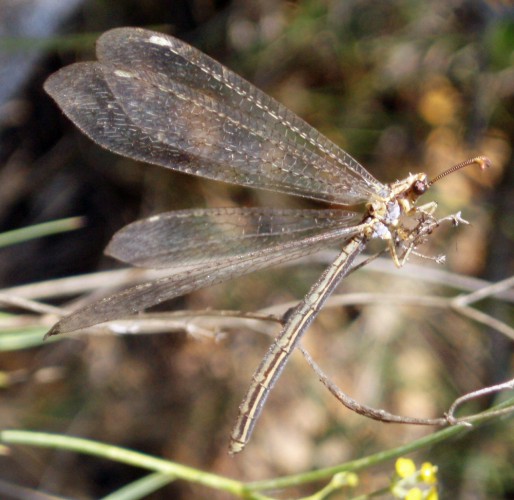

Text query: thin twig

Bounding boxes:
[453,305,514,341]
[452,275,514,307]
[0,293,64,316]
[299,345,447,426]
[446,379,514,424]
[2,256,514,306]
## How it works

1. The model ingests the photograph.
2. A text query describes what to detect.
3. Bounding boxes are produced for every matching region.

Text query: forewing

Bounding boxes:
[106,207,363,269]
[44,27,387,205]
[44,62,202,179]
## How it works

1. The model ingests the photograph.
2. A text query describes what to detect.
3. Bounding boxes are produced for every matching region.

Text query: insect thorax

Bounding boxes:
[363,171,430,243]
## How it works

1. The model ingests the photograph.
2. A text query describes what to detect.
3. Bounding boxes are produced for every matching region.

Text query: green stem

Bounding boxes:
[2,397,512,498]
[0,431,246,496]
[101,472,176,500]
[246,398,514,492]
[0,217,84,248]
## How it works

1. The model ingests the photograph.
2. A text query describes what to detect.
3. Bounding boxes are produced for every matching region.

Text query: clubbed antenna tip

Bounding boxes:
[429,155,491,186]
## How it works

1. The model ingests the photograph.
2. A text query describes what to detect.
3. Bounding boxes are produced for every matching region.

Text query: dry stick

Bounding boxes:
[295,248,514,426]
[1,253,514,314]
[259,291,514,346]
[110,304,514,428]
[0,268,167,302]
[7,285,505,427]
[87,284,513,429]
[0,293,64,316]
[2,274,513,346]
[0,203,512,330]
[323,253,514,303]
[85,310,283,339]
[267,211,514,428]
[452,275,514,307]
[446,380,514,423]
[454,305,514,341]
[299,345,445,426]
[0,217,511,427]
[300,343,514,428]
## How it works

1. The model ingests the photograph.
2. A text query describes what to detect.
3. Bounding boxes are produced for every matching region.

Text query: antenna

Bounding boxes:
[429,155,491,186]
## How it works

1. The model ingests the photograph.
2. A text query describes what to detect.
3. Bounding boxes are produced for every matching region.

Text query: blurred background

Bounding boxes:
[0,0,512,498]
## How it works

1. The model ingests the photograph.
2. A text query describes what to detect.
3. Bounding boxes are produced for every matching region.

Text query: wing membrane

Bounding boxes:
[44,27,387,205]
[106,207,362,268]
[45,62,204,178]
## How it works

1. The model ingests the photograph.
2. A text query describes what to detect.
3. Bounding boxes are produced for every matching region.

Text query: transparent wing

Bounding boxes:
[106,207,363,269]
[44,27,387,205]
[47,218,364,336]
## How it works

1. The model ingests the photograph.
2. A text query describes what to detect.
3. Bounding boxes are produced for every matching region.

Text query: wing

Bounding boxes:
[44,27,387,205]
[106,207,363,269]
[46,209,364,336]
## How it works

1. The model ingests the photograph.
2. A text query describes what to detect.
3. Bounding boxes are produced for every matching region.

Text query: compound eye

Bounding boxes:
[412,180,427,196]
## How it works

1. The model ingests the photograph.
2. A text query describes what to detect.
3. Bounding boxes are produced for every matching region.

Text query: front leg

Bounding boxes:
[392,210,469,267]
[416,201,438,216]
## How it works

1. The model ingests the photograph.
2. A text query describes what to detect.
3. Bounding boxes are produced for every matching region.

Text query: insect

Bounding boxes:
[44,27,489,453]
